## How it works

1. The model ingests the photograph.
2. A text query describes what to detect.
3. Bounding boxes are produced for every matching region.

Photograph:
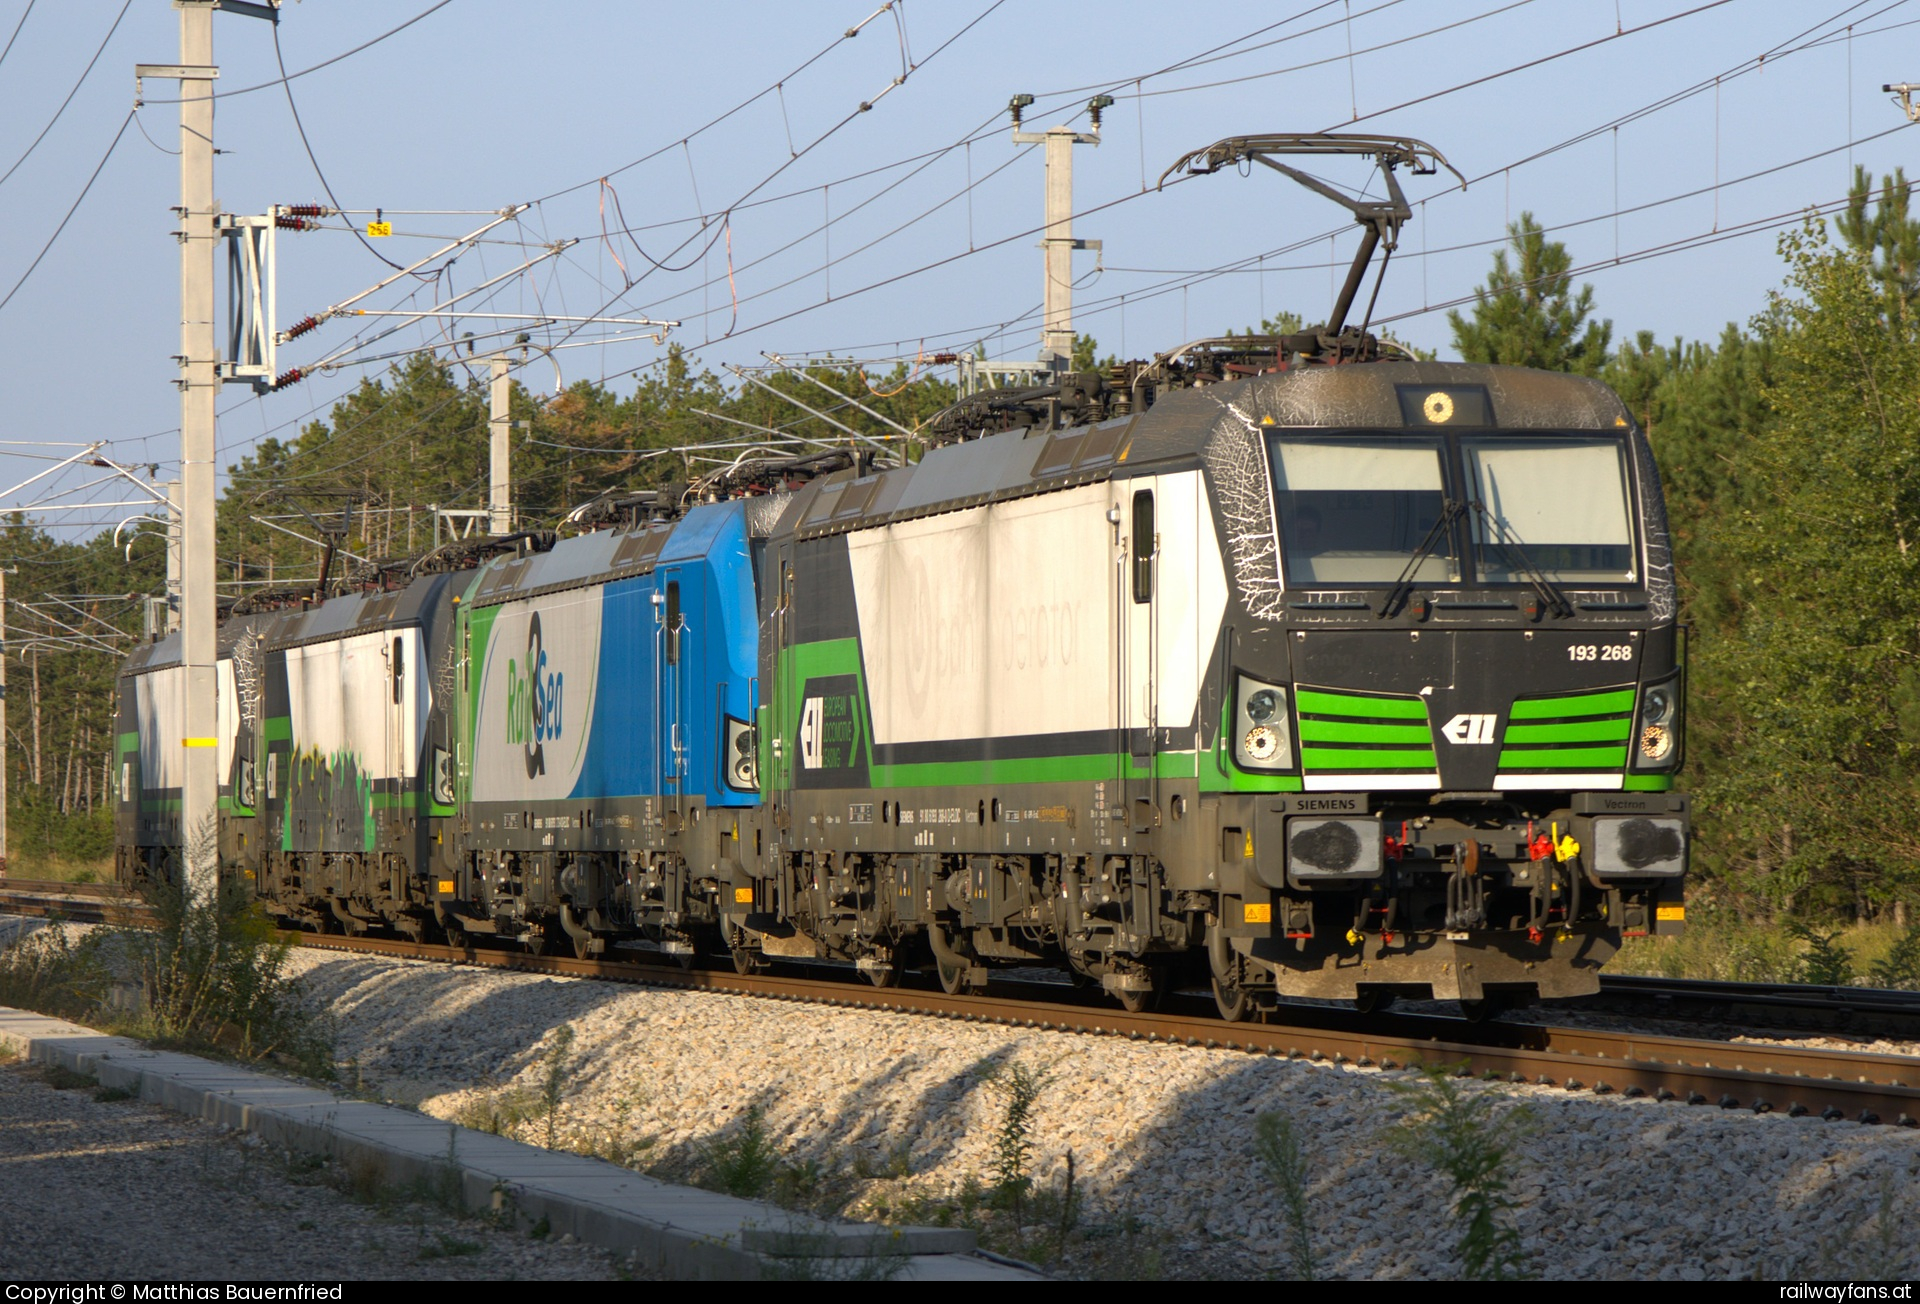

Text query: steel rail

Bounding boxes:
[1588,973,1920,1039]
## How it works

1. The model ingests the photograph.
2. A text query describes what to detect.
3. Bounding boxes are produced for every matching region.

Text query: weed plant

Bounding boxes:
[700,1103,783,1198]
[978,1058,1052,1217]
[1382,1065,1533,1282]
[1788,921,1854,985]
[1867,922,1920,990]
[0,921,109,1022]
[123,858,334,1077]
[0,837,332,1077]
[1253,1111,1318,1280]
[537,1024,576,1149]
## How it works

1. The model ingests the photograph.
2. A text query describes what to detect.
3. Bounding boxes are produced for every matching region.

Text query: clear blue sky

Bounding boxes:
[0,0,1914,532]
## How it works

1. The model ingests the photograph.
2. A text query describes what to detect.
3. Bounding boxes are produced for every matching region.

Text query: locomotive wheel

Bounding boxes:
[731,944,767,975]
[1353,986,1396,1014]
[1112,966,1164,1014]
[1207,923,1250,1022]
[864,962,899,989]
[1211,972,1252,1023]
[936,955,969,995]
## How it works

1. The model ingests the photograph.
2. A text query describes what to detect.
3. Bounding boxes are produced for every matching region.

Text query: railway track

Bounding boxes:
[6,879,1917,1126]
[0,878,146,925]
[294,931,1920,1129]
[1574,973,1920,1039]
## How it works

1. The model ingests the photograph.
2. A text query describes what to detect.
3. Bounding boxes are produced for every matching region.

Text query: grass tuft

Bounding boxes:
[1382,1064,1533,1282]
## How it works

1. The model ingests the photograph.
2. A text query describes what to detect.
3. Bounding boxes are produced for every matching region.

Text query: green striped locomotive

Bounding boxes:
[746,359,1687,1015]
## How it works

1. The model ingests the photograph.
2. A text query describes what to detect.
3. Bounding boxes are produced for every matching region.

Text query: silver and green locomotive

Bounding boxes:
[741,358,1686,1016]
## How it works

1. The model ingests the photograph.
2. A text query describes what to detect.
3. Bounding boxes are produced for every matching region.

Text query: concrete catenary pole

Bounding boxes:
[1011,96,1108,373]
[489,356,511,535]
[177,1,220,901]
[146,0,278,900]
[0,567,9,877]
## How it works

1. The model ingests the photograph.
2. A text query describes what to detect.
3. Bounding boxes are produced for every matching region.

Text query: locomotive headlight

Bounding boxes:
[1234,676,1294,770]
[724,716,759,792]
[1631,673,1683,771]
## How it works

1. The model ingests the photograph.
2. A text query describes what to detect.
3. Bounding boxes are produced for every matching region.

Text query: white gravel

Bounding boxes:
[284,948,1920,1281]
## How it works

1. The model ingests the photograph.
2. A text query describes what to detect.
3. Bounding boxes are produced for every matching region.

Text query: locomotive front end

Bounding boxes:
[1202,363,1687,1010]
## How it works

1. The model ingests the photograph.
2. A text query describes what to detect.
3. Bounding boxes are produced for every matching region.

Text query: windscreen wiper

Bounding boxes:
[1378,498,1463,618]
[1468,499,1574,618]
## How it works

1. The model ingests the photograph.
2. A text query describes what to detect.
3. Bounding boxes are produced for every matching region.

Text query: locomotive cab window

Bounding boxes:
[1270,435,1457,585]
[1462,436,1635,584]
[1131,489,1156,602]
[391,636,404,704]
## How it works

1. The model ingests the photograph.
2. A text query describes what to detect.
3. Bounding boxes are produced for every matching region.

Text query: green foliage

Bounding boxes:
[126,840,334,1077]
[0,512,163,872]
[41,1062,98,1090]
[700,1103,783,1199]
[1449,212,1611,374]
[1383,1066,1533,1281]
[1788,921,1854,985]
[1253,1111,1317,1280]
[978,1059,1052,1215]
[1701,222,1920,916]
[0,852,331,1077]
[1835,166,1920,321]
[537,1023,576,1150]
[1231,310,1307,338]
[1070,332,1116,372]
[0,922,108,1022]
[1867,921,1920,990]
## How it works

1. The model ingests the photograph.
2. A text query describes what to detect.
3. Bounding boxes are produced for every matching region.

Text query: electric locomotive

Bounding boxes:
[735,357,1687,1016]
[112,131,1687,1016]
[114,554,472,938]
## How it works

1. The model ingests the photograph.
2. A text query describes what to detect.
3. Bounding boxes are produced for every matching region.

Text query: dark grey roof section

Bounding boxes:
[781,363,1642,541]
[889,427,1054,513]
[471,500,759,609]
[121,572,469,675]
[270,571,462,651]
[471,527,627,608]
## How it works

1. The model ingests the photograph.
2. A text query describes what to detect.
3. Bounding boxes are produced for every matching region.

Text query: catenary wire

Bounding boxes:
[0,0,132,192]
[0,109,134,316]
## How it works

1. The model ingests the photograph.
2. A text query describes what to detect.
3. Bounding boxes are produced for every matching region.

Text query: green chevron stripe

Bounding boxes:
[1508,689,1636,720]
[1295,688,1428,720]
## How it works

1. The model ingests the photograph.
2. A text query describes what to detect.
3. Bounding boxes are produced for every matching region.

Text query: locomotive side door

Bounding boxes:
[1116,478,1160,829]
[656,568,689,821]
[769,545,795,838]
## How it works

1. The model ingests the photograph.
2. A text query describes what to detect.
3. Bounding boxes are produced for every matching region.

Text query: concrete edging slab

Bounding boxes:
[0,1006,1030,1281]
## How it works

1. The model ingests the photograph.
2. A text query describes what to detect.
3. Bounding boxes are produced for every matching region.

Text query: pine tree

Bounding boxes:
[1835,165,1920,322]
[1448,213,1611,375]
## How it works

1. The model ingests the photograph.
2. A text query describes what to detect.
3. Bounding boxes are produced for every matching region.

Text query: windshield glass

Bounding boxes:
[1269,435,1458,585]
[1462,436,1635,583]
